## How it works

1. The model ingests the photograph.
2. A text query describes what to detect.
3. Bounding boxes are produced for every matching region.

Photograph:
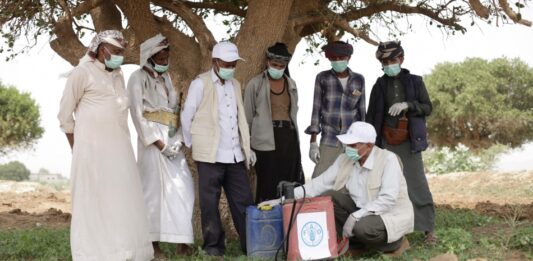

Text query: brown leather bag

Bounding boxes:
[382,114,409,145]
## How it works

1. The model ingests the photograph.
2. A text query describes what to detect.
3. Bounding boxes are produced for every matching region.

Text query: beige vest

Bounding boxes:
[190,71,251,167]
[334,147,414,243]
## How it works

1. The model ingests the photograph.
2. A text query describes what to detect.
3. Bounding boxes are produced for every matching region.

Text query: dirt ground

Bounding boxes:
[0,170,532,230]
[0,181,71,229]
[427,170,533,221]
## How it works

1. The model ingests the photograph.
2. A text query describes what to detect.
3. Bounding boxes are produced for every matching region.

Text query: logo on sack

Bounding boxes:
[300,221,324,247]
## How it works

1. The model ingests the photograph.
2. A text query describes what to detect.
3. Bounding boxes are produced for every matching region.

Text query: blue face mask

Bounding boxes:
[345,146,361,162]
[152,60,169,73]
[217,63,235,80]
[383,64,401,77]
[104,48,124,69]
[331,60,348,73]
[267,66,285,80]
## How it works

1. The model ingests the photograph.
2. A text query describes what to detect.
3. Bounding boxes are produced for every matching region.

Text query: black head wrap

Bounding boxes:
[266,42,292,62]
[376,41,404,61]
[322,41,353,59]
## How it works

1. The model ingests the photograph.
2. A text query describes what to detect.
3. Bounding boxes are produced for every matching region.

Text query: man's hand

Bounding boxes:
[161,143,179,159]
[171,140,183,152]
[388,102,408,116]
[258,198,281,208]
[342,213,358,238]
[250,150,257,166]
[65,133,74,151]
[309,142,320,164]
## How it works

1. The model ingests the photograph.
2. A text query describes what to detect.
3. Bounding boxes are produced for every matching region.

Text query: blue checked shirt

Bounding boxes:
[305,68,366,147]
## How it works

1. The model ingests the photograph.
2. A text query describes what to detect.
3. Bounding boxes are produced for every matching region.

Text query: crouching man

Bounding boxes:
[260,121,413,256]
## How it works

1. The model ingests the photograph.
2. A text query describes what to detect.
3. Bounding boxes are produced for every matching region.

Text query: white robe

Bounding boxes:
[57,60,154,261]
[127,68,194,243]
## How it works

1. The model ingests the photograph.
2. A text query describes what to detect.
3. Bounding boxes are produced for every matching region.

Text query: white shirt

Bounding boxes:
[294,147,402,220]
[181,69,244,163]
[338,76,349,91]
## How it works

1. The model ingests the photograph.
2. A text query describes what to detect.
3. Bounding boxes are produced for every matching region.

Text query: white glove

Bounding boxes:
[258,198,282,208]
[309,142,320,164]
[388,102,408,116]
[342,213,358,238]
[161,143,179,159]
[171,140,183,152]
[250,150,257,166]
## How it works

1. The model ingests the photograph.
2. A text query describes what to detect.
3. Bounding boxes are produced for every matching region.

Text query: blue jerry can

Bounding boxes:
[246,205,284,258]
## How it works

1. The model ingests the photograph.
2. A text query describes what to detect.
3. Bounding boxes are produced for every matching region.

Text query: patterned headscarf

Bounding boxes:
[266,42,292,63]
[79,30,126,64]
[375,41,404,61]
[140,34,169,67]
[322,41,353,59]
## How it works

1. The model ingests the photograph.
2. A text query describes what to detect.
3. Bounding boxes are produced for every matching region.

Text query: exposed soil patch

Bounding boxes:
[1,171,531,230]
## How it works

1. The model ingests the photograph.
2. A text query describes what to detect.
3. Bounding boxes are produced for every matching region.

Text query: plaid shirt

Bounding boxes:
[305,68,366,147]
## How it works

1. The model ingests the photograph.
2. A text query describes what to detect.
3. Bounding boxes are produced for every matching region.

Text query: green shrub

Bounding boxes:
[509,225,533,255]
[436,228,473,254]
[424,143,508,174]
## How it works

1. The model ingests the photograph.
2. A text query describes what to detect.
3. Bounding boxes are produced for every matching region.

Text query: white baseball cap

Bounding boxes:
[336,121,377,145]
[212,41,244,62]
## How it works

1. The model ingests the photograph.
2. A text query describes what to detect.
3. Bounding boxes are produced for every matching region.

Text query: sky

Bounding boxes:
[1,7,532,177]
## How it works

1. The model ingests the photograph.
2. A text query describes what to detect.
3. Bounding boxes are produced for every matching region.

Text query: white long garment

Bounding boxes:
[57,60,154,261]
[127,68,194,243]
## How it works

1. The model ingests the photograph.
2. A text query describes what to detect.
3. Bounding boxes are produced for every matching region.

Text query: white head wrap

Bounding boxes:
[78,30,126,64]
[60,30,126,78]
[140,33,169,67]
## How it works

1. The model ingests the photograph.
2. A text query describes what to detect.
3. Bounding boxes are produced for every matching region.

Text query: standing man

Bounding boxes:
[58,30,153,260]
[366,41,436,244]
[127,34,194,258]
[306,41,366,178]
[244,42,304,203]
[181,41,254,256]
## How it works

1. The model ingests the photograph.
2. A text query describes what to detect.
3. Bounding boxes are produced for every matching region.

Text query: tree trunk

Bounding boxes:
[234,0,295,85]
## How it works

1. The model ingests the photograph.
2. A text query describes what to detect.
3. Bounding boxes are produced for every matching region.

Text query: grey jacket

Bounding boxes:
[244,71,299,151]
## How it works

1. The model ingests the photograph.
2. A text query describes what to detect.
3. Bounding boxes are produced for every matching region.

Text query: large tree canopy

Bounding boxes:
[0,0,531,90]
[425,57,533,149]
[0,82,44,154]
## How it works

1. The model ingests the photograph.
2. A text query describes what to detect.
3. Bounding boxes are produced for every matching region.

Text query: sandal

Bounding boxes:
[424,231,438,246]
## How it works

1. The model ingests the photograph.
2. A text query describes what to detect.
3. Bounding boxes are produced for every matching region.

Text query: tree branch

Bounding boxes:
[342,2,465,31]
[154,15,206,90]
[152,0,216,58]
[293,1,465,37]
[49,16,86,65]
[333,20,378,45]
[113,0,159,43]
[498,0,532,26]
[71,0,106,17]
[183,1,247,17]
[468,0,490,19]
[89,0,122,31]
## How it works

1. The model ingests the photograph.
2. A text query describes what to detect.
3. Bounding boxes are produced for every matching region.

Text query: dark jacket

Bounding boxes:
[366,69,432,152]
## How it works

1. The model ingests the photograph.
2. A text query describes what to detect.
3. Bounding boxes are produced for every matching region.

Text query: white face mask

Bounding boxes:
[216,62,235,80]
[267,65,285,79]
[103,47,124,69]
